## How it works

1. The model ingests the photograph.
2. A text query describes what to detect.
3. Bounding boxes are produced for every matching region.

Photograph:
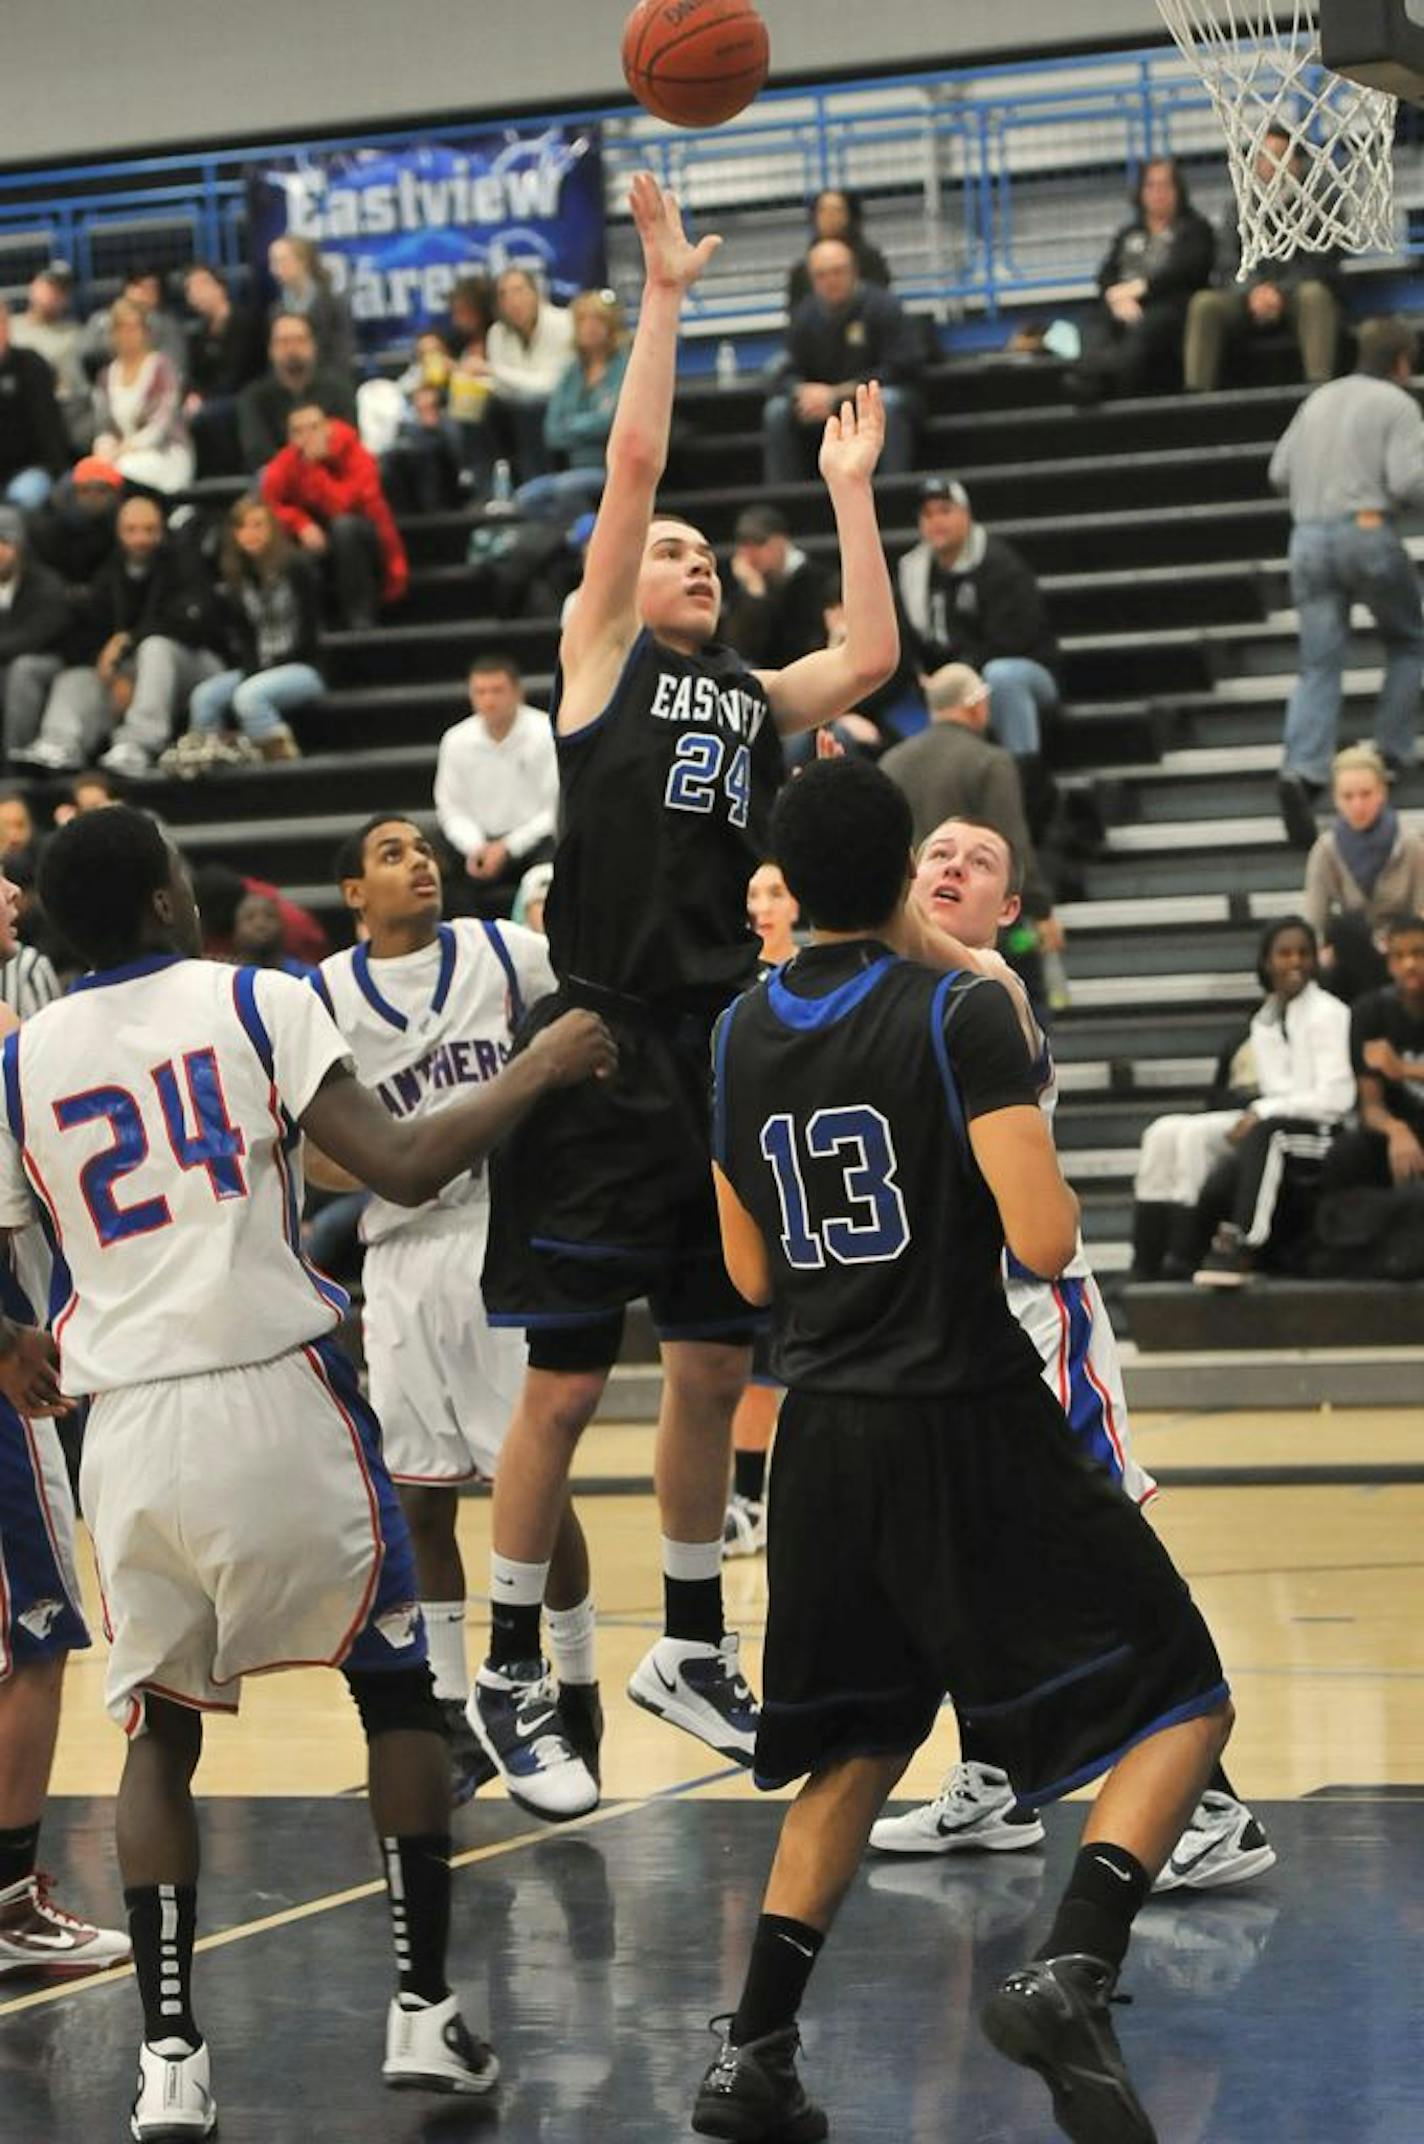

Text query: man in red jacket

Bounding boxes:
[261,402,408,630]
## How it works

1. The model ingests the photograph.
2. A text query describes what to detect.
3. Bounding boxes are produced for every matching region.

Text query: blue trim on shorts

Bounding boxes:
[0,1399,89,1670]
[478,920,524,1030]
[307,1338,427,1675]
[767,953,896,1033]
[1029,1680,1233,1806]
[529,1234,654,1264]
[962,1641,1134,1722]
[653,1315,764,1341]
[928,973,970,1158]
[487,1307,626,1329]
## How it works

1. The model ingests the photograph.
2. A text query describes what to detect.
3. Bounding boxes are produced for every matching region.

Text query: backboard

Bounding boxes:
[1320,0,1424,102]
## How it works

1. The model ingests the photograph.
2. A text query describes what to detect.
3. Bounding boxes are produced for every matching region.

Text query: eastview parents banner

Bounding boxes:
[247,125,607,353]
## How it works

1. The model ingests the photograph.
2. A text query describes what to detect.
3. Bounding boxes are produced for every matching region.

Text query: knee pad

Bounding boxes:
[345,1663,443,1740]
[527,1312,624,1375]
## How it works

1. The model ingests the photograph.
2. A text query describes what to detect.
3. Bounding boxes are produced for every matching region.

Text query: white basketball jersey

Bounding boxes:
[0,957,354,1395]
[317,919,554,1245]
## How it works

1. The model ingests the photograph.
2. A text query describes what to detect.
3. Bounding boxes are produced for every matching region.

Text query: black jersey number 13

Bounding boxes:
[760,1106,910,1269]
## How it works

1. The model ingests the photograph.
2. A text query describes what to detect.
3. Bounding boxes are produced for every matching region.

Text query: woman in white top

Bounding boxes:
[1132,916,1354,1281]
[1305,742,1424,1004]
[484,267,574,484]
[92,300,193,494]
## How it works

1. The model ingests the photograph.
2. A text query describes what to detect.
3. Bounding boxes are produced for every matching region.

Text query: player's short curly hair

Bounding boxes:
[37,804,172,969]
[771,758,912,933]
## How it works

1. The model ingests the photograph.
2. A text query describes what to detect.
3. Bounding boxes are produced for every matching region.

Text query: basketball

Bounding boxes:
[622,0,770,128]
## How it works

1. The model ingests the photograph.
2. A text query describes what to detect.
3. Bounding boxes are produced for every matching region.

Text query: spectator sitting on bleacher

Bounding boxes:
[1184,126,1341,393]
[51,768,118,827]
[0,504,71,763]
[485,267,575,486]
[786,188,892,313]
[1306,744,1424,1005]
[162,494,323,776]
[28,455,124,590]
[722,503,828,671]
[880,663,1064,988]
[1068,157,1214,406]
[13,492,222,778]
[0,297,72,513]
[896,474,1060,781]
[183,263,264,477]
[237,312,357,473]
[261,402,407,631]
[7,265,90,449]
[443,275,497,488]
[267,235,357,377]
[524,287,630,520]
[433,652,557,919]
[1131,916,1353,1282]
[230,888,320,980]
[192,859,328,966]
[81,268,189,388]
[763,238,921,482]
[92,299,193,495]
[1318,913,1424,1199]
[381,363,466,516]
[0,788,37,860]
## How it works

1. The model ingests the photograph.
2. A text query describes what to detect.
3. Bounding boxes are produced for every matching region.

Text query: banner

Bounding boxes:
[246,125,607,354]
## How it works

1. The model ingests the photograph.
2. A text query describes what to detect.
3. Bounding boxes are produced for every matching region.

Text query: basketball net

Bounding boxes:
[1155,0,1398,274]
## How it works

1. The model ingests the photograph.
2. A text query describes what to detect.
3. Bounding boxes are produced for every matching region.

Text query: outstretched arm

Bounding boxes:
[557,174,721,733]
[758,383,899,737]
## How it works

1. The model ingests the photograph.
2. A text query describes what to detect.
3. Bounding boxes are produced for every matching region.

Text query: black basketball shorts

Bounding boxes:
[755,1375,1228,1798]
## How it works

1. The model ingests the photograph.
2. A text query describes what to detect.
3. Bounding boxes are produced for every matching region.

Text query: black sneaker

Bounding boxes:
[1278,772,1322,850]
[1192,1225,1255,1289]
[558,1680,605,1788]
[981,1953,1156,2143]
[440,1698,497,1808]
[691,2017,828,2142]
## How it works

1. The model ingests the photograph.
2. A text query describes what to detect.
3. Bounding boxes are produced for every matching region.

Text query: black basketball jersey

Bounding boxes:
[545,628,783,1005]
[713,940,1044,1396]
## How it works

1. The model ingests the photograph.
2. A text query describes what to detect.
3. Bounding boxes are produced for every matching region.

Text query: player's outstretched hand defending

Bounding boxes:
[630,171,722,294]
[818,380,886,490]
[529,1010,619,1088]
[0,1322,74,1419]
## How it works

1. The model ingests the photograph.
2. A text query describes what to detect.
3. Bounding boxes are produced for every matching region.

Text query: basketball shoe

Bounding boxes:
[0,1872,131,1977]
[981,1953,1156,2143]
[468,1659,598,1821]
[628,1634,758,1764]
[692,2016,828,2142]
[722,1493,767,1558]
[440,1698,496,1809]
[1151,1792,1276,1893]
[383,1992,499,2094]
[558,1680,605,1788]
[868,1762,1046,1855]
[130,2039,216,2140]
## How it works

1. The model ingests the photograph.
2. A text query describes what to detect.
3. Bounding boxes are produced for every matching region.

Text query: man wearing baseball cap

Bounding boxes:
[897,476,1060,784]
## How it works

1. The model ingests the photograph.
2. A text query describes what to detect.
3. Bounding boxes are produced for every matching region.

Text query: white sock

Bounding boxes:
[661,1536,723,1584]
[490,1552,550,1605]
[422,1600,468,1703]
[547,1595,598,1687]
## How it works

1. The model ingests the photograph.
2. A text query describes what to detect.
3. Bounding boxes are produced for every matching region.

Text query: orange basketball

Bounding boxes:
[622,0,770,129]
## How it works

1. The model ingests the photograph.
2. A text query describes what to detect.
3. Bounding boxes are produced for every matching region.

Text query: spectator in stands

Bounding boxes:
[722,503,828,671]
[880,662,1063,952]
[514,858,553,935]
[237,313,357,473]
[12,492,222,778]
[433,652,557,917]
[528,287,630,517]
[380,360,466,516]
[1130,916,1353,1281]
[266,235,357,376]
[162,495,323,775]
[7,265,90,447]
[183,263,264,476]
[27,454,124,590]
[261,401,407,630]
[0,504,70,763]
[82,268,188,385]
[1306,743,1424,1004]
[52,768,118,827]
[786,187,892,313]
[896,474,1060,778]
[1069,157,1214,405]
[1184,127,1341,393]
[0,788,36,858]
[229,888,319,979]
[0,298,71,512]
[1319,913,1424,1196]
[485,267,575,484]
[444,275,497,487]
[91,299,193,494]
[191,859,328,966]
[1271,317,1424,847]
[763,238,921,481]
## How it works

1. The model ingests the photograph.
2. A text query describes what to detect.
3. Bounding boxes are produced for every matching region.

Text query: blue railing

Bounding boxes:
[0,42,1418,341]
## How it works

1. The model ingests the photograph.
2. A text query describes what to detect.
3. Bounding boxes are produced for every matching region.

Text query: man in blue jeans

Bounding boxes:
[1270,315,1424,848]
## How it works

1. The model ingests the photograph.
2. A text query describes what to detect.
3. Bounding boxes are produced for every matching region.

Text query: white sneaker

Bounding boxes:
[0,1871,132,1976]
[722,1493,767,1558]
[130,2039,216,2140]
[868,1762,1046,1855]
[11,737,82,773]
[467,1658,599,1822]
[383,1991,499,2094]
[1151,1792,1276,1893]
[627,1632,758,1764]
[99,740,154,780]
